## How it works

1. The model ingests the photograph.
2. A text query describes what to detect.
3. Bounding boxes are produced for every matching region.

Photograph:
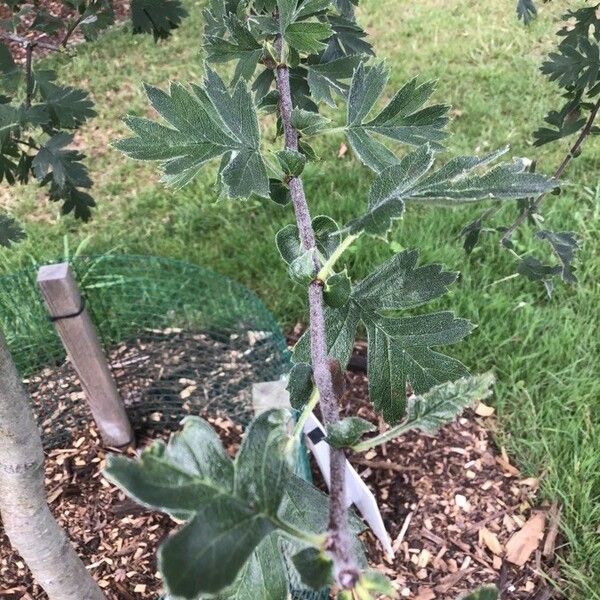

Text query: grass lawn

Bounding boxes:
[1,0,599,596]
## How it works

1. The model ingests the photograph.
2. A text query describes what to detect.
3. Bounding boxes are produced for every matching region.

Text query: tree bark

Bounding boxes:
[0,332,106,600]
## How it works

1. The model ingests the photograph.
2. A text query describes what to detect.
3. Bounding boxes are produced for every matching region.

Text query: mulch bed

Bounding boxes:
[0,0,130,63]
[0,332,564,599]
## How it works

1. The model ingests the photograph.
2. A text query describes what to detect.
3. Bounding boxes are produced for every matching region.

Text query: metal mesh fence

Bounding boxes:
[0,254,327,600]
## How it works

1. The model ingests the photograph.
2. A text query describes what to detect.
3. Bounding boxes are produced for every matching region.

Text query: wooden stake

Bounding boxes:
[37,263,134,448]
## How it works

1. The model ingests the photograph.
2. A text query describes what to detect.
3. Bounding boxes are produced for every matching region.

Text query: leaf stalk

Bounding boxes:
[501,96,600,244]
[270,516,326,548]
[287,387,320,452]
[351,422,412,453]
[317,234,359,282]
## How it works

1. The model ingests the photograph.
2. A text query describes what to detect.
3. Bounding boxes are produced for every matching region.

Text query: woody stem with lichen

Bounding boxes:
[273,38,360,589]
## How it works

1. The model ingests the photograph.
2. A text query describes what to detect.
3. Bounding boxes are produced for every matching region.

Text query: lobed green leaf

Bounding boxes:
[403,372,495,436]
[347,145,556,238]
[0,213,24,247]
[295,249,478,423]
[159,494,276,598]
[346,63,449,172]
[114,69,270,197]
[131,0,187,41]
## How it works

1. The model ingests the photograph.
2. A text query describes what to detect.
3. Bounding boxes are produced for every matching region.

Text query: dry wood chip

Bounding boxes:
[505,512,547,566]
[478,527,504,556]
[543,501,562,560]
[496,455,521,477]
[415,588,436,600]
[179,385,197,399]
[475,402,495,417]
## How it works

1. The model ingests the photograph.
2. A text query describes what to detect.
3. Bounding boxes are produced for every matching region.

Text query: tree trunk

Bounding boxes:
[0,332,106,600]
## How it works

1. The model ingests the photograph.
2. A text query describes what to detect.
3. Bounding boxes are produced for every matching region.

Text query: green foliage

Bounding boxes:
[291,108,331,134]
[294,249,476,423]
[352,374,496,452]
[287,362,314,409]
[116,70,269,195]
[292,547,333,590]
[131,0,187,41]
[461,587,499,600]
[492,3,600,290]
[542,36,600,90]
[516,0,537,25]
[324,269,352,308]
[0,214,24,247]
[0,44,21,93]
[536,229,578,284]
[204,14,263,82]
[32,132,96,220]
[276,215,341,277]
[539,4,600,93]
[403,372,494,436]
[160,494,276,596]
[107,0,559,596]
[307,56,360,106]
[105,411,335,599]
[0,0,188,228]
[34,75,96,129]
[277,148,307,176]
[345,63,449,172]
[326,417,375,448]
[217,535,288,600]
[346,145,554,238]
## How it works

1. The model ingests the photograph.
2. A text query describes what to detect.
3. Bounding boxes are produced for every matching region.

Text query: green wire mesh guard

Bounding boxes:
[0,254,327,600]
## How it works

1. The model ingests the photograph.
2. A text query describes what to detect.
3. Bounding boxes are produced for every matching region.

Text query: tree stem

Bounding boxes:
[274,42,360,589]
[501,97,600,244]
[61,13,86,48]
[25,42,34,109]
[0,333,106,600]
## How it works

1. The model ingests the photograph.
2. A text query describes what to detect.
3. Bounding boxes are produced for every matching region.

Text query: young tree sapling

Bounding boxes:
[104,1,556,597]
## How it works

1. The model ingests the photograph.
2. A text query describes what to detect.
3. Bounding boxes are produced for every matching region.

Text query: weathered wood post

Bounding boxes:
[37,263,134,448]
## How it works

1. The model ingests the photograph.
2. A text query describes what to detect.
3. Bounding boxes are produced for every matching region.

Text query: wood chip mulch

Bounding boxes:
[0,333,564,599]
[26,326,280,450]
[0,0,130,63]
[339,366,563,600]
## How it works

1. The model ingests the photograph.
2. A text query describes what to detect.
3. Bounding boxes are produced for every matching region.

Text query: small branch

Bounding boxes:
[15,138,40,151]
[501,97,600,244]
[274,33,360,589]
[0,31,60,52]
[24,42,34,109]
[61,13,86,48]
